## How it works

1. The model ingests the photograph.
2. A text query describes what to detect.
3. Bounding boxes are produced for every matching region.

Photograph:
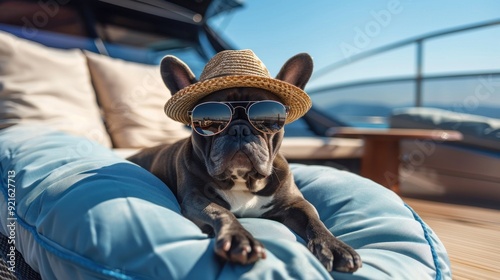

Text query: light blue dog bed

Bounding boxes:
[0,125,451,279]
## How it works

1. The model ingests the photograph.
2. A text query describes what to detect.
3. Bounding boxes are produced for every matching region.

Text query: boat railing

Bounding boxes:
[309,18,500,116]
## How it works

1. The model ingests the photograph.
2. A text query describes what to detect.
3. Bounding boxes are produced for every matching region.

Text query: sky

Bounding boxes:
[209,0,500,90]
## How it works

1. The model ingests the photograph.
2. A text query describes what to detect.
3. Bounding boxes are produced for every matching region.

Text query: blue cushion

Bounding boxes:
[0,125,451,279]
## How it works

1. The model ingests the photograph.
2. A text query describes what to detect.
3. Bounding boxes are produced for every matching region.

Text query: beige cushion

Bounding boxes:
[0,31,112,147]
[85,51,190,148]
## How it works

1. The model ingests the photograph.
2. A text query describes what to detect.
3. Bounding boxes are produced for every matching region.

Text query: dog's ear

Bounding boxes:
[160,56,198,95]
[275,53,313,90]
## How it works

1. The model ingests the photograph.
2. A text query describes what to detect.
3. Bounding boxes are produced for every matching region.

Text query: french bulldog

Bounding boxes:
[127,52,361,273]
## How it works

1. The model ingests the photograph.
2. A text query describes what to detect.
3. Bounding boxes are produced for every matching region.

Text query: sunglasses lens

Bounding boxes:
[248,101,287,133]
[191,103,231,136]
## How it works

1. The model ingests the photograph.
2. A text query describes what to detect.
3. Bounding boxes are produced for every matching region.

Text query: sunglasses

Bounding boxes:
[188,100,289,136]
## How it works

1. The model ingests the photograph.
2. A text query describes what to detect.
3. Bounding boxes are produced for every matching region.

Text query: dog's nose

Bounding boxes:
[228,124,251,137]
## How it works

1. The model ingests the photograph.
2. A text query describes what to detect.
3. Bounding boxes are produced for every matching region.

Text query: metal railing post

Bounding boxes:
[415,40,423,107]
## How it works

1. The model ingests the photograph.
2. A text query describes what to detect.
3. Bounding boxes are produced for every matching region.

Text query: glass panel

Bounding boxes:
[310,80,415,128]
[422,75,500,119]
[425,26,500,74]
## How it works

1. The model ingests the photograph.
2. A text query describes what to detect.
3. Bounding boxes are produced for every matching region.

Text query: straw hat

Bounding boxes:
[163,49,312,125]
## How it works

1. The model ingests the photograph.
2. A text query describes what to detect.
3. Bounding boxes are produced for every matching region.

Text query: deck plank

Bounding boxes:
[404,198,500,280]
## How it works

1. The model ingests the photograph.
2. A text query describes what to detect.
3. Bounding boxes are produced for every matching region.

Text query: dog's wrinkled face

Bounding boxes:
[160,51,313,191]
[191,88,284,186]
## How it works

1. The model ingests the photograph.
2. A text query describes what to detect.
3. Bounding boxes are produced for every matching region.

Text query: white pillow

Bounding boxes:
[85,51,190,148]
[0,31,112,147]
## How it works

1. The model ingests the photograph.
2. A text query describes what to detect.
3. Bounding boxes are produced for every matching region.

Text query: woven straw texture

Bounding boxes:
[164,50,312,125]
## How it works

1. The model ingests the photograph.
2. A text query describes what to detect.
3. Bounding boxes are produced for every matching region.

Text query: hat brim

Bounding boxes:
[164,75,312,125]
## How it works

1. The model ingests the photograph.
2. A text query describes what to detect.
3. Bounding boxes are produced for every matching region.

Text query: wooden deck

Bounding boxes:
[403,197,500,280]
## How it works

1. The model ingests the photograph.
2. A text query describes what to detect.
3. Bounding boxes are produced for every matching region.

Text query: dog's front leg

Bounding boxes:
[268,198,361,272]
[181,189,266,265]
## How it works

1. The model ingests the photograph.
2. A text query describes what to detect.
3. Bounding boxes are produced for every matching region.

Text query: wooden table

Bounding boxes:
[328,128,463,194]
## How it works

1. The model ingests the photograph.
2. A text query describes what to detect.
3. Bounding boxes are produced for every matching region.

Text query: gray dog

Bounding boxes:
[128,50,361,273]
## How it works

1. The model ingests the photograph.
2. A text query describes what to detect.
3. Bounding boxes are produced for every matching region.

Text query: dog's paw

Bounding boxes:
[215,227,266,265]
[307,236,362,273]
